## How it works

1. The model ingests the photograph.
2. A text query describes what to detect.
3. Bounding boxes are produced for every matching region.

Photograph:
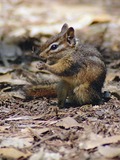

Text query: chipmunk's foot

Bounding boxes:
[37,61,46,70]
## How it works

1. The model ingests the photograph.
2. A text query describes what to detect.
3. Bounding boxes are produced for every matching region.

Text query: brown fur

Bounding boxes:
[39,23,106,108]
[23,84,57,98]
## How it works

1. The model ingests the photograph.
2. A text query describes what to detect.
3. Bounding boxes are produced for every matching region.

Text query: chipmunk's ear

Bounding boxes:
[66,27,76,46]
[61,23,68,33]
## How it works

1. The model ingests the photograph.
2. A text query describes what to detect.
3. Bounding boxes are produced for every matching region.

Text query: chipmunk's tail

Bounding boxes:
[23,83,57,99]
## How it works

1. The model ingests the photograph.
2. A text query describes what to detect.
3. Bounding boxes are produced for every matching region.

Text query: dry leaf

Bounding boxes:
[0,147,31,159]
[0,126,10,133]
[0,73,12,82]
[29,148,61,160]
[0,137,33,148]
[79,134,120,149]
[93,14,111,23]
[0,67,13,74]
[6,116,33,121]
[0,73,29,85]
[28,128,50,139]
[10,91,26,99]
[98,146,120,158]
[56,116,80,129]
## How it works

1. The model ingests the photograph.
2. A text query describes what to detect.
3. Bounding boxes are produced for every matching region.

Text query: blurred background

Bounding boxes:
[0,0,120,51]
[0,0,120,41]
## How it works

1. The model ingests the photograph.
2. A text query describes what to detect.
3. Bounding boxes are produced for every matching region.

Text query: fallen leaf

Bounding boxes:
[98,146,120,158]
[0,147,31,159]
[0,67,14,74]
[56,116,80,129]
[6,116,33,121]
[29,147,61,160]
[0,137,33,148]
[92,14,111,23]
[79,134,120,149]
[28,127,50,138]
[0,73,12,82]
[0,126,10,132]
[0,73,30,85]
[11,91,26,99]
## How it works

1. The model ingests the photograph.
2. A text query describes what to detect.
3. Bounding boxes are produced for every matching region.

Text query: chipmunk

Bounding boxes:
[39,23,106,108]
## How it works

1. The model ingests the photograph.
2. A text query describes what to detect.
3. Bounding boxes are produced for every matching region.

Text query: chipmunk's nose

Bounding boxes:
[39,52,46,61]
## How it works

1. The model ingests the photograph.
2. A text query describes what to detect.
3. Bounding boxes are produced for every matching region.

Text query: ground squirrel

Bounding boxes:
[39,23,106,108]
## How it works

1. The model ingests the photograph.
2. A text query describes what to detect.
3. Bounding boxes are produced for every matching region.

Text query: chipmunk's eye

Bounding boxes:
[50,44,58,50]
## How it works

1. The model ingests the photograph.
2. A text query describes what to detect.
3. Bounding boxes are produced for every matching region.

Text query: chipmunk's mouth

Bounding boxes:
[39,56,54,65]
[46,59,56,65]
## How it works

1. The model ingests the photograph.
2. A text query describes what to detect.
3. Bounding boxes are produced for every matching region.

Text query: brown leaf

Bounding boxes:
[98,146,120,158]
[0,67,13,74]
[0,147,31,159]
[56,116,80,129]
[0,73,29,85]
[79,134,120,149]
[29,148,61,160]
[92,14,111,23]
[28,127,50,138]
[0,126,10,132]
[0,137,33,148]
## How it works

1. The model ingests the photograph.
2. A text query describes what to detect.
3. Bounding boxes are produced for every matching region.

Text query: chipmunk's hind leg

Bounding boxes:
[57,80,69,108]
[67,92,79,106]
[74,83,102,106]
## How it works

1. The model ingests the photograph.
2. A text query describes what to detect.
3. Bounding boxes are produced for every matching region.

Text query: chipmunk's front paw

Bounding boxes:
[37,61,46,70]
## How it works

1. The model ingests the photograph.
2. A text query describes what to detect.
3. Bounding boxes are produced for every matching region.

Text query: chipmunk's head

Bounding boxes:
[39,23,77,64]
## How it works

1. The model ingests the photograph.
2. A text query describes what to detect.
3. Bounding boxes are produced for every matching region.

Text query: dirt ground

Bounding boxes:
[0,0,120,160]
